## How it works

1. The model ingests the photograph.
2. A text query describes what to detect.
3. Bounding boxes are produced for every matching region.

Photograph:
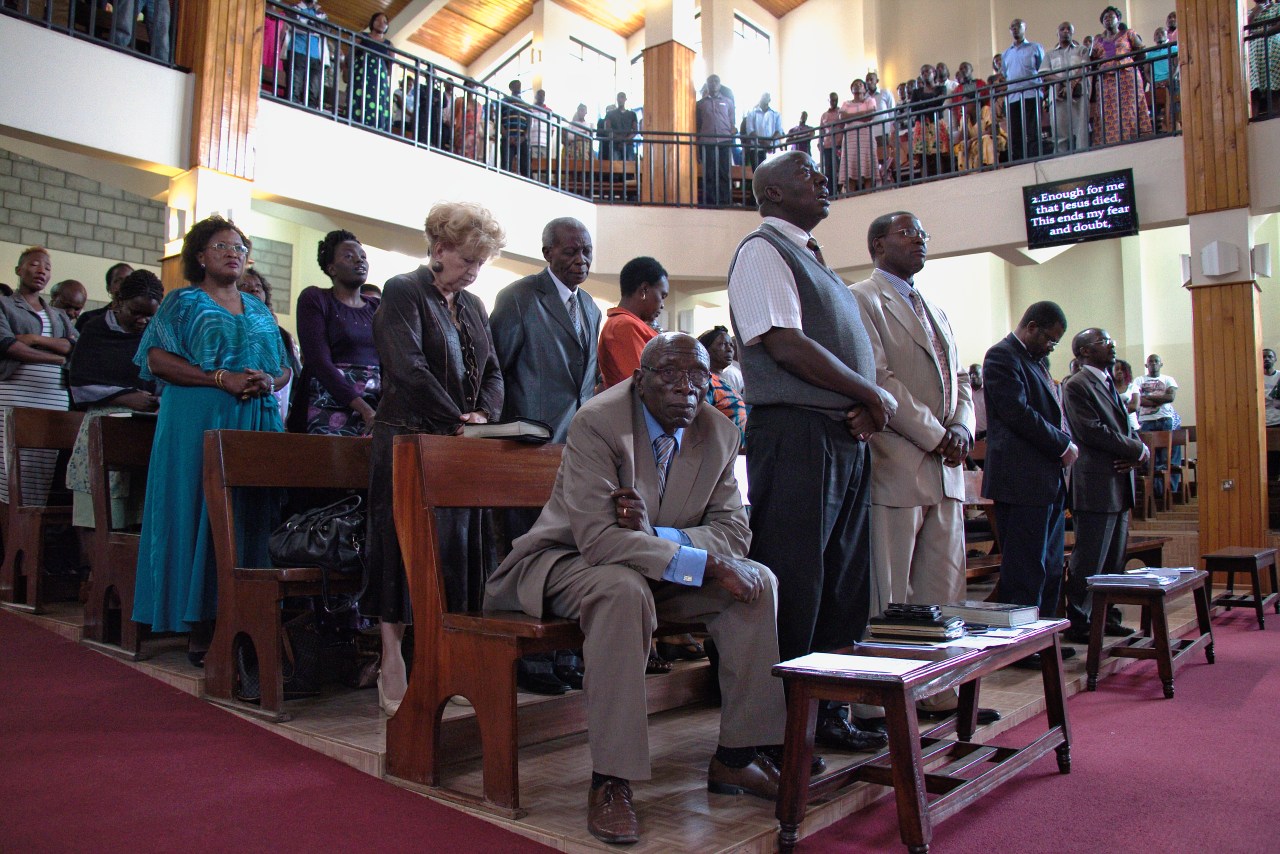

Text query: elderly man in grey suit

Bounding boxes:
[491,216,603,695]
[848,212,998,729]
[1061,328,1148,642]
[490,216,602,444]
[486,333,787,846]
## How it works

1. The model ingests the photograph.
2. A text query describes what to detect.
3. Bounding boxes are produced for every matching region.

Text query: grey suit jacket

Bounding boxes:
[849,271,973,506]
[1063,368,1145,513]
[489,269,601,443]
[485,381,751,618]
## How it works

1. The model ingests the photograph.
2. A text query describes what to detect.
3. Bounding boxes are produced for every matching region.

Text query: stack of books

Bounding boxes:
[1086,567,1193,588]
[867,604,966,642]
[939,601,1039,628]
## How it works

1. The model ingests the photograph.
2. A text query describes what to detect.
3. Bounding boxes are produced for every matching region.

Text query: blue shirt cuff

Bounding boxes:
[662,545,707,587]
[655,526,690,546]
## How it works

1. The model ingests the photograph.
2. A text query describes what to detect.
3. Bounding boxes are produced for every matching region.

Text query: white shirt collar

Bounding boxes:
[760,216,814,249]
[1083,364,1112,384]
[546,268,577,306]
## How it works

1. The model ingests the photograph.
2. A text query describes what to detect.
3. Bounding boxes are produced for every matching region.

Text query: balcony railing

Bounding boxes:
[2,0,177,65]
[8,2,1277,206]
[1246,11,1280,120]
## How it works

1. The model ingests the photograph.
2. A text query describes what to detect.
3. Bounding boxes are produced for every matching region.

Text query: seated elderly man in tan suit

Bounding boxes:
[485,332,787,845]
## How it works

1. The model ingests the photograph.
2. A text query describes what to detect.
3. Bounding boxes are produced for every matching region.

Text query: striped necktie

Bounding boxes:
[806,237,827,266]
[566,291,582,339]
[653,434,676,497]
[908,289,952,411]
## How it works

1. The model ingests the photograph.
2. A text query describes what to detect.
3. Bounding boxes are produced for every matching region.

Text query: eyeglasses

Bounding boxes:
[642,366,712,387]
[894,228,930,243]
[209,242,249,256]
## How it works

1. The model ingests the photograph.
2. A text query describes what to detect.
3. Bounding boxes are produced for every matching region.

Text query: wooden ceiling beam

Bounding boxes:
[387,0,452,45]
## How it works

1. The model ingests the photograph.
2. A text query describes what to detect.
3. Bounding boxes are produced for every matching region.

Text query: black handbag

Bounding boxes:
[268,495,366,613]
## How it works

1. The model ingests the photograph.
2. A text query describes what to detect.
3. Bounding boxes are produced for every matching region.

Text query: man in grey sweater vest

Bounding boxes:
[728,151,897,753]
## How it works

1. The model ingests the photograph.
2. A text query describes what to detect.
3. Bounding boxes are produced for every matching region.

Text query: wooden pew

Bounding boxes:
[387,434,578,817]
[81,414,156,659]
[0,407,84,612]
[202,430,371,721]
[386,434,711,817]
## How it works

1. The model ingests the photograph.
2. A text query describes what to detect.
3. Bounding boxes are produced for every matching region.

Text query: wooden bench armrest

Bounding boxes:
[231,566,364,585]
[443,611,584,640]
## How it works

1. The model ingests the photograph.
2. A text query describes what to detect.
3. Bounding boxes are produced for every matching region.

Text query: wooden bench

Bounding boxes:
[386,434,708,818]
[387,434,577,817]
[203,430,371,721]
[81,414,156,659]
[0,407,84,613]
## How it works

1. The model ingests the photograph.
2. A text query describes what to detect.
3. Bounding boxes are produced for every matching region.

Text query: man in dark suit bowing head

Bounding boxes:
[491,217,603,694]
[1061,328,1148,642]
[982,301,1078,665]
[485,333,787,845]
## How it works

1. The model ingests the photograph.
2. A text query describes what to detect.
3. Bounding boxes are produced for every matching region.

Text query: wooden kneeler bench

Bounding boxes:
[81,414,156,658]
[386,435,709,818]
[0,407,84,612]
[203,430,371,721]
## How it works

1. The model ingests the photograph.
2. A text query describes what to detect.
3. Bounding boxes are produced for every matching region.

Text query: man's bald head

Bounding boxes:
[50,279,87,319]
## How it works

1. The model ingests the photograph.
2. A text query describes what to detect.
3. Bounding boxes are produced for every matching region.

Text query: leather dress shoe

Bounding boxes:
[587,778,639,845]
[814,715,889,752]
[553,650,585,690]
[852,715,887,734]
[1013,647,1077,669]
[758,745,827,776]
[918,707,1003,726]
[1064,628,1092,644]
[707,754,781,800]
[1105,623,1137,637]
[517,655,570,695]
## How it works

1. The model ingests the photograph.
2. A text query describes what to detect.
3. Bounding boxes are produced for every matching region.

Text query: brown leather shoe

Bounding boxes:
[706,754,781,800]
[587,778,639,845]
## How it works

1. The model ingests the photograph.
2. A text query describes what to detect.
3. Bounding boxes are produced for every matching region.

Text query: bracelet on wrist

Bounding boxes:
[214,369,227,390]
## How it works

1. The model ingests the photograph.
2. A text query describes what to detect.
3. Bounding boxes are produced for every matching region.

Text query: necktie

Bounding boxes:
[1105,374,1127,413]
[806,237,827,267]
[653,434,676,497]
[1040,360,1071,438]
[566,291,582,339]
[909,289,953,411]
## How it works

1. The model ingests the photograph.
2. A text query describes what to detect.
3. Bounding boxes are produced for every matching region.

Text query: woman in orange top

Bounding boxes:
[597,256,669,388]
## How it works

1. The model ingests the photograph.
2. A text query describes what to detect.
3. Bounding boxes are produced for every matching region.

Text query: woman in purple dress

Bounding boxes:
[294,230,380,435]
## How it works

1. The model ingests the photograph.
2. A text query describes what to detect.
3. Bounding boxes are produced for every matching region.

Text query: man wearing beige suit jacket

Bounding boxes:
[849,213,996,726]
[485,333,786,845]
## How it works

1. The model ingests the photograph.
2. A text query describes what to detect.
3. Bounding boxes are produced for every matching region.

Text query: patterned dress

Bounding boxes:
[839,96,877,187]
[352,33,393,132]
[131,287,285,632]
[706,372,747,450]
[1094,30,1154,144]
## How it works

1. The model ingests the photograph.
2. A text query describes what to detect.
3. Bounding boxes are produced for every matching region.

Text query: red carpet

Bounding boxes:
[803,609,1280,853]
[0,610,551,853]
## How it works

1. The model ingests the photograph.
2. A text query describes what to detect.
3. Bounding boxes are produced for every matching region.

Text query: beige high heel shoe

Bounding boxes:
[376,673,402,717]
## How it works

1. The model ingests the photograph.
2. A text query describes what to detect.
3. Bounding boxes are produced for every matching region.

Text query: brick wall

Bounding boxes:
[247,235,294,316]
[0,148,165,266]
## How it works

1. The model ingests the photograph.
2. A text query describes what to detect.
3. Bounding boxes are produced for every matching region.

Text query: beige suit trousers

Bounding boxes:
[856,499,966,716]
[543,557,787,781]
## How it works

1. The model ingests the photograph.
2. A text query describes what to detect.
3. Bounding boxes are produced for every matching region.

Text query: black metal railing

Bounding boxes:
[16,2,1278,206]
[1246,11,1280,120]
[1,0,178,66]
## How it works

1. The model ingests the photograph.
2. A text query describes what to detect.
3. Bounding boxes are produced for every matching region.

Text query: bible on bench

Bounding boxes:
[461,418,553,443]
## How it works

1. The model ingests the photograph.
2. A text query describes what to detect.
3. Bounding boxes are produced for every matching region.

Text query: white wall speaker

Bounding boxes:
[1252,243,1273,279]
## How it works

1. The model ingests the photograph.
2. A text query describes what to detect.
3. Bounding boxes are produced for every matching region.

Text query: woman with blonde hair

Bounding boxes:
[365,201,506,715]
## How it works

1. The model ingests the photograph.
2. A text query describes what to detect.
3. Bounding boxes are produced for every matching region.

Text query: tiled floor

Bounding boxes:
[11,590,1212,853]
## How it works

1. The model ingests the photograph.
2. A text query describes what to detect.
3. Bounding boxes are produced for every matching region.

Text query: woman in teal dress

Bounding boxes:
[132,215,289,665]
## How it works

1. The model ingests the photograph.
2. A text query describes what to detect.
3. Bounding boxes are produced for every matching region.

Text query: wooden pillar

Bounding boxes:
[1179,0,1268,551]
[179,0,265,178]
[163,0,263,291]
[642,39,697,204]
